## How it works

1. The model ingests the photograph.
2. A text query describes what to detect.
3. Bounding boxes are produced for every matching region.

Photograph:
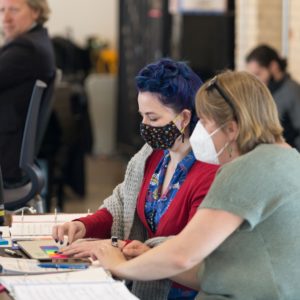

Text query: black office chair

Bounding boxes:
[4,80,47,212]
[36,69,61,154]
[0,167,4,225]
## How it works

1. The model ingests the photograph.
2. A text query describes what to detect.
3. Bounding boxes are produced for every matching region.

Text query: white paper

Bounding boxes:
[12,213,89,223]
[0,226,10,238]
[11,213,89,237]
[0,257,72,275]
[12,282,139,300]
[0,267,111,294]
[11,223,57,236]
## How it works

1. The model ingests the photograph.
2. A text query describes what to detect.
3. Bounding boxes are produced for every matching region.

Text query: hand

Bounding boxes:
[90,243,127,271]
[61,239,111,258]
[52,221,86,245]
[122,240,150,258]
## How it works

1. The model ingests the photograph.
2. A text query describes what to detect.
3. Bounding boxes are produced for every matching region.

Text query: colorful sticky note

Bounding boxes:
[40,245,68,259]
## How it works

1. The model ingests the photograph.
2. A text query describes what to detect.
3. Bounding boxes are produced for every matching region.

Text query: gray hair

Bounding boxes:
[26,0,50,24]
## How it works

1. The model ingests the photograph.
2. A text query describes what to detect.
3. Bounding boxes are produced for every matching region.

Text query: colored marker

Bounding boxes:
[37,263,89,269]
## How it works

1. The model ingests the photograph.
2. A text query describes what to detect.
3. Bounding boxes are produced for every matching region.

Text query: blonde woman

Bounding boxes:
[90,70,300,300]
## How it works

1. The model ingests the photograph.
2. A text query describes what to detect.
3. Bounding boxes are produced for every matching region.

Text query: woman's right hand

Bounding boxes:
[52,221,86,245]
[122,240,150,258]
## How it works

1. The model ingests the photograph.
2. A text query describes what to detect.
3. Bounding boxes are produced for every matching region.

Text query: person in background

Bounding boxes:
[0,0,55,184]
[89,70,300,300]
[246,44,300,151]
[53,58,219,300]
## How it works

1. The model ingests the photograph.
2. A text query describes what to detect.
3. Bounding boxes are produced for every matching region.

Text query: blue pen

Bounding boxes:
[37,263,89,269]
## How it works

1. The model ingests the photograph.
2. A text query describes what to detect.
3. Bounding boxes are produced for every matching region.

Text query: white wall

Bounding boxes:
[288,0,300,81]
[46,0,118,47]
[235,0,282,71]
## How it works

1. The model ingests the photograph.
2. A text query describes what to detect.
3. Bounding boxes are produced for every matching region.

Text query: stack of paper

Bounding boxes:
[0,267,112,294]
[12,282,139,300]
[11,213,89,239]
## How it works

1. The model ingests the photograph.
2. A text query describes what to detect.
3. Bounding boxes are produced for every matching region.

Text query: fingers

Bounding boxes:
[52,224,68,244]
[90,244,111,261]
[122,240,150,257]
[73,250,91,258]
[61,240,103,257]
[67,223,77,245]
[62,247,90,258]
[123,240,143,250]
[89,244,126,271]
[60,246,80,256]
[52,225,59,242]
[60,242,87,256]
[122,247,142,257]
[52,222,85,246]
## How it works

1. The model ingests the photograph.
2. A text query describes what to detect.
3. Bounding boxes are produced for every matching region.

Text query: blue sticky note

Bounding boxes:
[0,239,9,245]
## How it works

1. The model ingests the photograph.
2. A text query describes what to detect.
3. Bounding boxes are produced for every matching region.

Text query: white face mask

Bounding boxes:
[190,121,228,165]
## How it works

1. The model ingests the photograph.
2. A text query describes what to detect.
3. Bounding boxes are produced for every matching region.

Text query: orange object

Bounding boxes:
[97,49,118,74]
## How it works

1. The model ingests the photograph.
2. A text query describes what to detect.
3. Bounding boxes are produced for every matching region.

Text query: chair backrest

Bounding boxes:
[36,69,62,154]
[0,167,4,224]
[4,80,47,210]
[20,80,47,168]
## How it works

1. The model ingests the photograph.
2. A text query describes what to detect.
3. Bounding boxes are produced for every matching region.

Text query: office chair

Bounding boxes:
[4,80,47,212]
[0,167,4,225]
[36,69,61,154]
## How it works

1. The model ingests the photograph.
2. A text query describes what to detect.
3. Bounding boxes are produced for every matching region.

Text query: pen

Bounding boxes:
[21,208,24,223]
[37,263,89,269]
[4,248,23,258]
[54,208,57,224]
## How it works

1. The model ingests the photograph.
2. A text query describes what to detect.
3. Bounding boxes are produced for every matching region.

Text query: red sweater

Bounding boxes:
[78,150,219,239]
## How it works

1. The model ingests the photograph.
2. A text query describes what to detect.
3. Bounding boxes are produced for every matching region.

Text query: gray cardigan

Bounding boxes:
[101,144,172,300]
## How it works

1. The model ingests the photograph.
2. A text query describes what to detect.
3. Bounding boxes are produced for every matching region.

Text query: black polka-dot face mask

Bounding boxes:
[140,116,183,150]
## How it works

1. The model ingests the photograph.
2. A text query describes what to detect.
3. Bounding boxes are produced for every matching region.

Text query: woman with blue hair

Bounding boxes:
[53,58,219,299]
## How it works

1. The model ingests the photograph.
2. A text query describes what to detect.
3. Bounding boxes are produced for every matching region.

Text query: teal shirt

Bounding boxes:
[196,144,300,300]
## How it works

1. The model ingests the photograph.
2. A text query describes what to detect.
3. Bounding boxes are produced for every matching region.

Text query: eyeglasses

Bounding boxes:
[206,76,237,119]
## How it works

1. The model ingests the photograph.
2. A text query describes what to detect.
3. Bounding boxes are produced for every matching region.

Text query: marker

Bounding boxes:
[4,249,22,258]
[38,263,89,269]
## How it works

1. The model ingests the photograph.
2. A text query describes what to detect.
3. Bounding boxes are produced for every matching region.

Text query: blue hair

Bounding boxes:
[135,58,202,134]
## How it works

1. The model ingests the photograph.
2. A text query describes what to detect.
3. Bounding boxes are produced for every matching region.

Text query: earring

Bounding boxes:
[180,125,186,143]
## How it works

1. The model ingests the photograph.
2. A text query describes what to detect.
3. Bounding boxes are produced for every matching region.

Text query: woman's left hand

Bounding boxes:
[60,239,111,258]
[90,244,127,270]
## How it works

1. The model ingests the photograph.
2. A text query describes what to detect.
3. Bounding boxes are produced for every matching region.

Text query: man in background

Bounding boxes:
[246,44,300,151]
[0,0,55,185]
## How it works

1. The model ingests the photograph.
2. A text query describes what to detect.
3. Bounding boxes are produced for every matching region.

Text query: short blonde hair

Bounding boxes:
[195,70,284,154]
[26,0,50,24]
